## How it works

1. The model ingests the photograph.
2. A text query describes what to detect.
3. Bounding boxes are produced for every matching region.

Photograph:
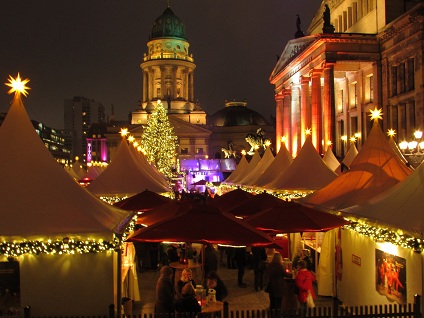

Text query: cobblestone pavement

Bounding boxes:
[131,262,333,315]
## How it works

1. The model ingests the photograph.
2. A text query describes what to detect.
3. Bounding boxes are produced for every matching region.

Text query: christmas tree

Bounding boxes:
[141,100,178,178]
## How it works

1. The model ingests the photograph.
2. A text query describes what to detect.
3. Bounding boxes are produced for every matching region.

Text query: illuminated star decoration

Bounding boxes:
[305,128,312,136]
[387,129,396,137]
[5,73,30,97]
[369,107,383,121]
[120,128,129,137]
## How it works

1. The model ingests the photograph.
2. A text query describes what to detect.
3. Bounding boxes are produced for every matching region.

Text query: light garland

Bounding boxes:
[344,221,423,253]
[0,237,120,257]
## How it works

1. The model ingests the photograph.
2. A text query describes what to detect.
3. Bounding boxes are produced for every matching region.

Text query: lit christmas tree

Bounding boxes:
[141,100,178,178]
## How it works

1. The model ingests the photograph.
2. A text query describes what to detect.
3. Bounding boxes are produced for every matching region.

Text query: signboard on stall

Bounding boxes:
[375,249,406,304]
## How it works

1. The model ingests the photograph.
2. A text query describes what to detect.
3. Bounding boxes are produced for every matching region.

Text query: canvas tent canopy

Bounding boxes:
[299,120,412,211]
[0,92,134,241]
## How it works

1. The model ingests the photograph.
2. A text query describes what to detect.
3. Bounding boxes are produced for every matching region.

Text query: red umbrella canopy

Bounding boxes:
[136,201,191,226]
[127,202,274,246]
[209,188,255,212]
[228,192,286,218]
[244,201,350,233]
[114,189,173,212]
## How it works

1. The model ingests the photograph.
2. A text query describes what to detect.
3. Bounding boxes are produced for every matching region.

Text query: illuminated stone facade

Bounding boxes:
[271,0,423,159]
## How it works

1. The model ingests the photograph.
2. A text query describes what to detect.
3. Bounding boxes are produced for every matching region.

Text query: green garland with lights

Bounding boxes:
[0,237,120,257]
[344,221,423,252]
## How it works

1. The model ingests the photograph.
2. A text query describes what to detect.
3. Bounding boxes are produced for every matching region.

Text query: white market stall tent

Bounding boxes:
[237,146,275,186]
[0,86,134,316]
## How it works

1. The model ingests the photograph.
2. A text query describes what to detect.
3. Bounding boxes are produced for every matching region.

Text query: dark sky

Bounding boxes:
[0,1,321,129]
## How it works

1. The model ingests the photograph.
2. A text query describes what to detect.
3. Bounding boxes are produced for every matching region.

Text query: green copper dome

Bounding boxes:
[150,7,187,40]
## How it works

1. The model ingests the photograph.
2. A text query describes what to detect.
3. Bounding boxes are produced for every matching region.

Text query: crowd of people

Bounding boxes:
[136,243,317,316]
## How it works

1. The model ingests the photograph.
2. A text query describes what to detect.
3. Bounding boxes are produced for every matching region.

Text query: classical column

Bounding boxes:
[142,70,148,103]
[300,76,311,146]
[310,69,322,152]
[160,66,165,99]
[291,83,301,156]
[172,66,178,99]
[283,89,292,154]
[189,71,194,102]
[148,67,154,101]
[323,63,336,154]
[275,92,284,153]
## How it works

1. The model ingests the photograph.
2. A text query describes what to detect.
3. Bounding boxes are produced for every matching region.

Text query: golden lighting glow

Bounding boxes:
[128,135,135,143]
[387,129,396,137]
[414,130,423,139]
[369,108,383,121]
[354,132,361,139]
[350,136,357,143]
[137,146,142,152]
[326,140,332,146]
[341,135,347,142]
[133,141,139,147]
[281,136,287,143]
[241,149,247,156]
[264,140,272,147]
[305,128,312,136]
[120,128,129,137]
[5,73,30,96]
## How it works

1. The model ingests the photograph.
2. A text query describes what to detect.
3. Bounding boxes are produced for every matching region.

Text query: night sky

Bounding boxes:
[0,1,321,129]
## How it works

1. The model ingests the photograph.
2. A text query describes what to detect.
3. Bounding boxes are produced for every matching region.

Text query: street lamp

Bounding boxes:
[398,130,424,168]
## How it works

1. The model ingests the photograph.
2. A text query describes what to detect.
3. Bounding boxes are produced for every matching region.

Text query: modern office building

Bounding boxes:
[64,96,106,163]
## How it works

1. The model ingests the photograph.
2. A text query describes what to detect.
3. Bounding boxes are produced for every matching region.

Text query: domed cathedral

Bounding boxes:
[131,5,207,126]
[206,100,275,160]
[270,0,423,163]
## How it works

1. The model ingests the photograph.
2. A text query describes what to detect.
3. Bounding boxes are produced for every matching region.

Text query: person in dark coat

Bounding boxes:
[204,244,218,281]
[155,265,175,314]
[264,253,288,315]
[251,246,267,291]
[206,271,228,301]
[176,268,196,297]
[234,247,247,287]
[175,283,201,314]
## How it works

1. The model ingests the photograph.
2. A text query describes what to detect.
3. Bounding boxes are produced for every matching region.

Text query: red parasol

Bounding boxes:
[244,201,350,233]
[209,188,254,212]
[114,189,172,212]
[126,202,274,246]
[228,192,286,218]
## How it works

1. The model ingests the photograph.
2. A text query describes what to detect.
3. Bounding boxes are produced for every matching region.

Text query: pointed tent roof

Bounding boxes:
[323,146,340,172]
[238,147,275,186]
[81,165,105,181]
[230,151,262,185]
[253,143,293,188]
[341,143,358,168]
[266,137,337,191]
[129,144,168,187]
[71,159,86,179]
[223,155,249,183]
[87,137,170,197]
[299,121,412,211]
[341,162,424,238]
[388,136,408,165]
[0,93,133,240]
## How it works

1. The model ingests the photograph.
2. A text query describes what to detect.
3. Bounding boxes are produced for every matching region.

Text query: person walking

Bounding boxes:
[264,253,288,316]
[295,260,316,317]
[234,247,247,287]
[155,265,175,314]
[251,246,267,291]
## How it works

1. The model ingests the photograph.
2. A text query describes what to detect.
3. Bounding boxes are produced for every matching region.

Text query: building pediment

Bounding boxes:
[271,36,318,79]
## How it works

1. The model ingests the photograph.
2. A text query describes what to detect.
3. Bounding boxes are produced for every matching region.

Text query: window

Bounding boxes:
[196,148,203,154]
[390,66,397,97]
[399,62,406,94]
[369,75,374,103]
[181,148,189,154]
[156,87,161,98]
[407,58,415,91]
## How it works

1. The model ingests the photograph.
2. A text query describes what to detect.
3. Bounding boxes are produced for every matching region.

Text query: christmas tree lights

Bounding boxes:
[140,100,178,178]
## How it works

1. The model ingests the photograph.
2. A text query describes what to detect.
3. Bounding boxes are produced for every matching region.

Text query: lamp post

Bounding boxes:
[398,130,424,168]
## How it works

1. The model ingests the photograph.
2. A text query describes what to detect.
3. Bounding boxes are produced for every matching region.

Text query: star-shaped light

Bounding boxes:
[241,149,247,156]
[350,136,357,143]
[127,135,135,143]
[120,128,129,137]
[305,128,312,136]
[369,107,383,121]
[5,73,30,96]
[387,129,396,137]
[326,140,332,146]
